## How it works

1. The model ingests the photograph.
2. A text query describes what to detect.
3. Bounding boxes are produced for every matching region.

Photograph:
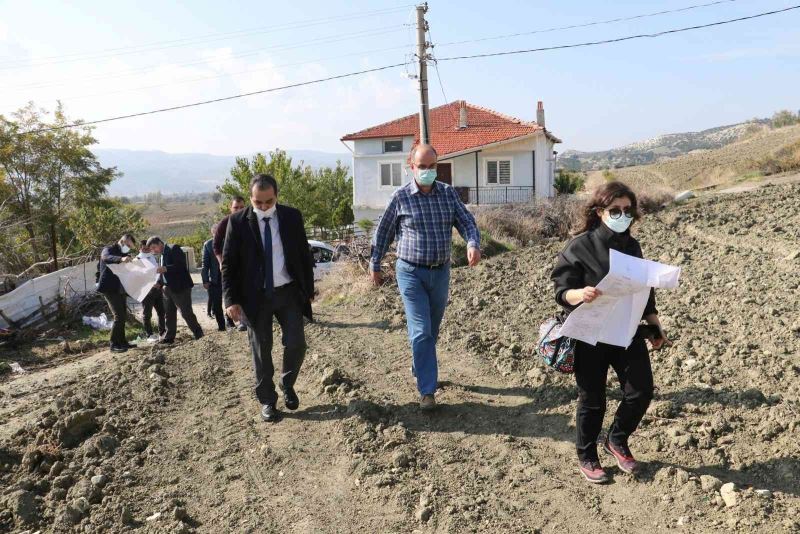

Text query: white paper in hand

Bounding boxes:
[107,259,160,302]
[559,250,680,348]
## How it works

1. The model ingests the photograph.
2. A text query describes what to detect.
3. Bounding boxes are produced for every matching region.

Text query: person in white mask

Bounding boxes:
[96,234,137,352]
[137,240,165,338]
[222,174,315,423]
[551,181,669,484]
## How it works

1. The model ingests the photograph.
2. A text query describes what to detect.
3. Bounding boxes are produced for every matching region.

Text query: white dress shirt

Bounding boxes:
[258,212,293,288]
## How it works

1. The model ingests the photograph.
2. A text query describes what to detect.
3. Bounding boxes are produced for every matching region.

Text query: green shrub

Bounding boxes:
[602,169,617,182]
[771,110,800,129]
[554,169,586,194]
[756,140,800,175]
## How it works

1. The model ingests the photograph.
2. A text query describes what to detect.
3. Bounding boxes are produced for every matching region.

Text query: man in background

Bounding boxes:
[202,224,226,332]
[137,239,165,339]
[97,234,137,353]
[146,236,204,344]
[213,195,246,330]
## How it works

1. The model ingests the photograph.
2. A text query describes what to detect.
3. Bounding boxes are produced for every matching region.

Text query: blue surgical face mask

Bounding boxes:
[416,168,437,186]
[603,213,634,233]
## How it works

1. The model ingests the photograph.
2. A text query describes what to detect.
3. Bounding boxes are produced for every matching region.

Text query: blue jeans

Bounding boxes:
[395,259,450,396]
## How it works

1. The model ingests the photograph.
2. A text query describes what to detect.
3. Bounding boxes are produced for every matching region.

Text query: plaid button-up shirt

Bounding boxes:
[370,180,480,272]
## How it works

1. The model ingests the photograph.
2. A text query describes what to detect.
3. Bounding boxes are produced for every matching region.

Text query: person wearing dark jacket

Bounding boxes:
[222,174,315,423]
[201,227,225,332]
[137,240,166,338]
[213,196,246,330]
[97,234,137,353]
[551,182,669,484]
[146,236,204,344]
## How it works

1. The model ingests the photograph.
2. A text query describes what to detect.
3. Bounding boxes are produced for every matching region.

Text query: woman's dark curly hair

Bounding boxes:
[576,181,640,234]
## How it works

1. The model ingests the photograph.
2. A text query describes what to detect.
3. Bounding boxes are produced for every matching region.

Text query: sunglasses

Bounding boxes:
[604,206,635,219]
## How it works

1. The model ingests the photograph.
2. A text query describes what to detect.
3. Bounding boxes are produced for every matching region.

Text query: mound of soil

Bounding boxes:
[0,183,798,533]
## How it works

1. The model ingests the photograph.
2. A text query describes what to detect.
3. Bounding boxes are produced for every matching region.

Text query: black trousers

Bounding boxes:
[163,286,203,341]
[207,284,225,331]
[102,292,127,346]
[142,287,165,337]
[247,284,307,405]
[574,337,654,461]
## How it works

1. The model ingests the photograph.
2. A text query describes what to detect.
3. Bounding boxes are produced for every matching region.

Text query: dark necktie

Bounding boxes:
[262,217,274,295]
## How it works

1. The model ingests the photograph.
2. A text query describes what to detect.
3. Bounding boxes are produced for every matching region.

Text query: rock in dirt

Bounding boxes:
[5,489,38,525]
[321,367,344,386]
[415,506,433,523]
[68,478,101,504]
[90,474,108,487]
[720,482,738,507]
[700,475,723,492]
[755,489,773,499]
[56,408,101,447]
[392,451,412,468]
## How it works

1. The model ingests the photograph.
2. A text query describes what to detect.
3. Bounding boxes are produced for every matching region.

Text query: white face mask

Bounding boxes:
[254,205,276,219]
[120,244,130,254]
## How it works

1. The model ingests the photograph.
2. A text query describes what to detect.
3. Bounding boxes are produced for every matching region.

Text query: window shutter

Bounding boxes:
[499,160,511,184]
[380,164,391,186]
[391,163,402,186]
[487,161,498,184]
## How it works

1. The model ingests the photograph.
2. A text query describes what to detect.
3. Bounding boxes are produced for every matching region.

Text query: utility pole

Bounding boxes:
[416,3,430,144]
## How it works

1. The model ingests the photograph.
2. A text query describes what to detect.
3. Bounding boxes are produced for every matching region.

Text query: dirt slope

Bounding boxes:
[1,184,799,533]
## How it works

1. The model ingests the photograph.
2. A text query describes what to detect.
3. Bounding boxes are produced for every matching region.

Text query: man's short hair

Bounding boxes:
[249,173,279,195]
[232,195,245,204]
[146,236,164,248]
[120,233,136,245]
[409,143,438,161]
[139,239,147,248]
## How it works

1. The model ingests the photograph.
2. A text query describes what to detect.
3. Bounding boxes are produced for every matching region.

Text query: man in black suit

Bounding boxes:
[201,225,225,332]
[97,233,137,353]
[146,236,204,344]
[222,174,315,422]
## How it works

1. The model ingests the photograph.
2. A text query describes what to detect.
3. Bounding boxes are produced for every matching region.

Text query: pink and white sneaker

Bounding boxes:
[579,459,610,483]
[603,439,639,474]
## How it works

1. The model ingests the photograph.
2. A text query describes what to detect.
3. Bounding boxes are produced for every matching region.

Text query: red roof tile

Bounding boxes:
[341,101,556,156]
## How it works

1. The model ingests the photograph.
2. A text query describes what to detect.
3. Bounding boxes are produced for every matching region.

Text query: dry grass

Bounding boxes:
[474,196,582,246]
[316,262,376,305]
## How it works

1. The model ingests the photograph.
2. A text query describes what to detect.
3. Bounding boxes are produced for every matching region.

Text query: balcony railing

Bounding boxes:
[460,186,534,205]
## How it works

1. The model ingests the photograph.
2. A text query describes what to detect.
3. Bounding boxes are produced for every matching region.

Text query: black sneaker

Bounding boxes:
[261,404,282,423]
[110,344,128,353]
[237,324,247,332]
[281,385,300,411]
[157,339,175,345]
[123,342,137,349]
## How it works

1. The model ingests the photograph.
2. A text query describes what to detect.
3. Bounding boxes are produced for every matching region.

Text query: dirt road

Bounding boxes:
[1,184,798,533]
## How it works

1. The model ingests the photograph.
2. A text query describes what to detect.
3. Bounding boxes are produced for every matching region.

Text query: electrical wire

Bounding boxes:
[437,5,800,62]
[0,5,414,69]
[2,26,408,94]
[437,0,743,48]
[25,63,407,134]
[20,3,799,134]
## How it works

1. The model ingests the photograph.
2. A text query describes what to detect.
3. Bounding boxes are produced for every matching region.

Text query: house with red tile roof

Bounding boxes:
[341,100,561,219]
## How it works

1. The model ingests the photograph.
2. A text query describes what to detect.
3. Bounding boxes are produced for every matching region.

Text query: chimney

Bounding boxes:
[458,101,468,129]
[537,101,545,128]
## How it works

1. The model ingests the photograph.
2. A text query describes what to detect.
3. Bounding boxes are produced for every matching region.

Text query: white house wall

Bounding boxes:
[352,136,414,211]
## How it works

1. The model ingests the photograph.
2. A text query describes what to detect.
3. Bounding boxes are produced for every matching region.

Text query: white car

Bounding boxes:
[309,240,336,280]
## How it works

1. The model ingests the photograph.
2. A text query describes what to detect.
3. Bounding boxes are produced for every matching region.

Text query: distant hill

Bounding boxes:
[560,119,771,171]
[585,123,800,192]
[96,149,351,196]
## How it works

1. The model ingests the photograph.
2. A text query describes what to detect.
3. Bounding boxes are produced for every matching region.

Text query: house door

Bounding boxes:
[436,162,452,185]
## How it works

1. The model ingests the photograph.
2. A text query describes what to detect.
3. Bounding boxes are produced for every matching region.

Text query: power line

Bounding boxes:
[437,0,743,48]
[0,5,414,70]
[437,5,800,61]
[4,45,411,106]
[2,26,408,95]
[25,63,406,134]
[21,4,799,134]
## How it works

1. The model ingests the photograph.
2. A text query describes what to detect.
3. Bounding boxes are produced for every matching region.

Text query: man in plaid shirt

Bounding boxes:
[370,143,481,410]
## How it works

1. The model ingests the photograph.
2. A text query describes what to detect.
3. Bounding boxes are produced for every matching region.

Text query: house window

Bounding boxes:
[383,139,403,153]
[380,162,403,187]
[486,159,511,185]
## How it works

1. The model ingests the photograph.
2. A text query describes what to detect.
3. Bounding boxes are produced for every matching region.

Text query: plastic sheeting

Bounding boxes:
[0,262,96,329]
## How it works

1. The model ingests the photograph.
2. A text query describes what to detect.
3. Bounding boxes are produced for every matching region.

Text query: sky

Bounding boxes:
[0,0,798,155]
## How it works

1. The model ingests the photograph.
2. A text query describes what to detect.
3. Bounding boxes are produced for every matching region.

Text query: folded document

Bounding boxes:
[558,250,681,348]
